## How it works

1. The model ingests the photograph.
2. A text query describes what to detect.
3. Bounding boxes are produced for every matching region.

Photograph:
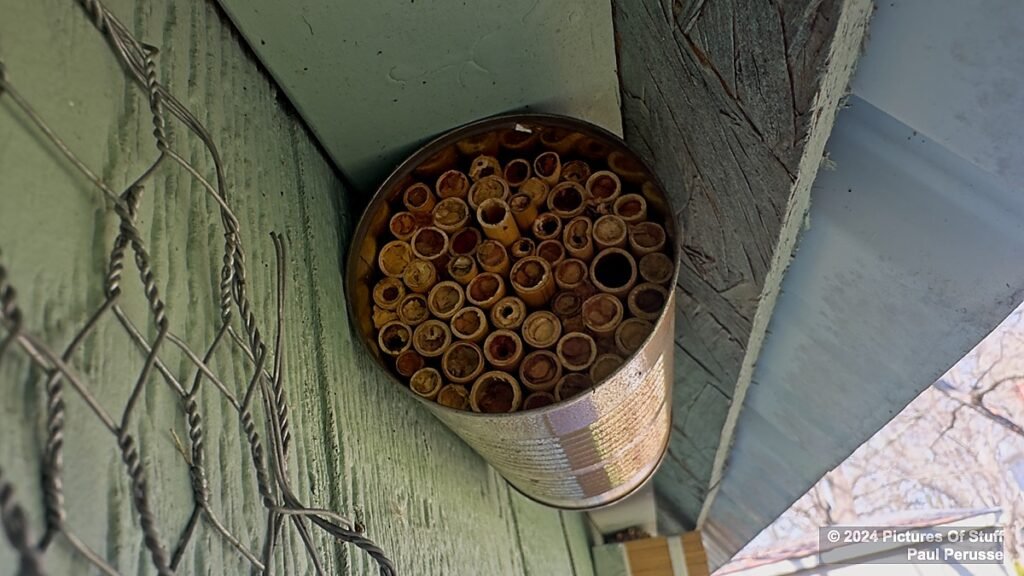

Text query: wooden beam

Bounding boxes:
[612,0,873,531]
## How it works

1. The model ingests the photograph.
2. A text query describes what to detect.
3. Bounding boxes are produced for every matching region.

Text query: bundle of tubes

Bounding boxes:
[371,127,674,414]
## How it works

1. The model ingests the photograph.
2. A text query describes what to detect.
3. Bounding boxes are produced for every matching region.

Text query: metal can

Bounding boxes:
[346,114,678,509]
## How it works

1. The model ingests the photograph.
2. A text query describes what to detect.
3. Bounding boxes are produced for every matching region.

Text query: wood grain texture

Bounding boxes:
[612,0,872,533]
[0,0,592,574]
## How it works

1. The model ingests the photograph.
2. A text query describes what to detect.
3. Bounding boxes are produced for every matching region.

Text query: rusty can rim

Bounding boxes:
[346,112,680,419]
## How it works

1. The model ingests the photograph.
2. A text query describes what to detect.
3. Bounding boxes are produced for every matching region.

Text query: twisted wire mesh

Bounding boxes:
[0,0,395,574]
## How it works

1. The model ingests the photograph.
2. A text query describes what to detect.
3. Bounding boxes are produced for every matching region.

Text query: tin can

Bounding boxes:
[346,114,678,509]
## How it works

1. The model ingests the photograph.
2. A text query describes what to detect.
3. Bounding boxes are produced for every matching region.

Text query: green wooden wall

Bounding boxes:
[0,0,594,574]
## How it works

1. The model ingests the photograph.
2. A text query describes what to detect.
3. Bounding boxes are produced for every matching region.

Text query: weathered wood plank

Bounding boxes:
[0,0,591,573]
[612,0,872,531]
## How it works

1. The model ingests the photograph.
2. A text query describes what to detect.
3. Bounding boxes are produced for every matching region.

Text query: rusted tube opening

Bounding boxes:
[449,228,481,257]
[503,158,532,187]
[590,353,624,384]
[586,170,622,204]
[548,182,587,218]
[510,237,536,260]
[639,252,675,285]
[555,373,594,402]
[615,318,653,357]
[436,384,470,410]
[554,258,588,290]
[593,215,627,250]
[552,291,583,319]
[533,151,561,184]
[484,329,523,369]
[522,391,556,410]
[582,293,624,336]
[561,160,592,183]
[436,169,470,199]
[628,283,668,321]
[491,296,526,330]
[413,319,452,358]
[428,281,465,320]
[536,240,565,267]
[532,213,562,241]
[556,332,597,371]
[521,311,561,349]
[451,306,488,342]
[395,350,425,378]
[629,222,666,256]
[389,212,419,241]
[398,293,430,326]
[469,155,501,181]
[613,194,647,223]
[471,372,522,413]
[411,227,449,261]
[410,367,443,399]
[378,240,413,278]
[591,248,637,296]
[404,182,436,213]
[519,350,562,392]
[378,321,412,356]
[433,198,470,233]
[442,341,485,384]
[466,272,505,309]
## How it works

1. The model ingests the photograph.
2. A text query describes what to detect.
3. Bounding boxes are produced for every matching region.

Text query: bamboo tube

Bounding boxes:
[536,239,566,268]
[415,145,458,177]
[628,222,667,257]
[457,132,500,157]
[613,194,647,223]
[615,318,653,357]
[449,227,482,257]
[378,321,412,356]
[432,197,470,233]
[531,213,562,242]
[509,256,556,308]
[476,240,510,276]
[556,332,597,372]
[403,182,437,214]
[607,150,648,183]
[468,176,511,210]
[470,371,523,413]
[522,311,562,349]
[499,128,540,153]
[490,296,527,330]
[585,170,622,205]
[552,290,583,320]
[428,281,466,320]
[533,151,562,186]
[483,329,524,371]
[373,277,406,311]
[590,353,624,384]
[469,155,502,181]
[554,258,588,290]
[403,258,438,294]
[503,159,532,188]
[520,177,550,209]
[582,293,624,337]
[589,248,637,298]
[519,350,562,392]
[539,128,583,155]
[573,279,599,301]
[450,306,489,343]
[437,384,470,410]
[593,214,628,251]
[477,198,521,247]
[627,282,669,321]
[555,373,594,402]
[563,314,585,334]
[412,319,452,358]
[372,306,398,329]
[389,211,419,241]
[509,193,538,231]
[442,341,485,385]
[411,226,450,269]
[562,216,594,261]
[510,237,536,260]
[522,391,556,410]
[410,367,443,400]
[447,255,478,285]
[378,240,413,278]
[547,182,588,220]
[639,252,675,285]
[395,349,426,378]
[561,160,592,184]
[436,169,470,200]
[397,293,430,326]
[465,272,506,310]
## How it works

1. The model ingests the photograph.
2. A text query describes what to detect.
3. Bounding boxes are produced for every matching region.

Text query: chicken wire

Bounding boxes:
[0,0,395,574]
